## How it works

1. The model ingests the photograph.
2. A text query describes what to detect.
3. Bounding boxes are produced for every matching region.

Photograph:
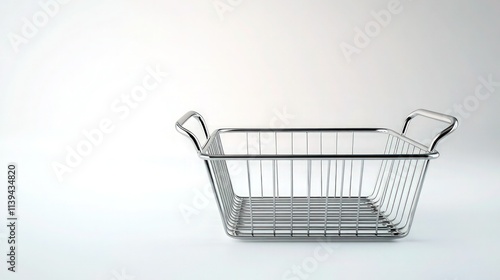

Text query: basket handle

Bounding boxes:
[402,109,458,151]
[176,111,210,152]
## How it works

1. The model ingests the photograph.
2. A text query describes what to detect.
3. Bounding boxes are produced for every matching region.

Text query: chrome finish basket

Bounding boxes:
[176,109,457,240]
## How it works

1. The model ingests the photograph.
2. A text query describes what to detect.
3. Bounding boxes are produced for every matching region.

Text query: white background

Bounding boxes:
[1,0,499,279]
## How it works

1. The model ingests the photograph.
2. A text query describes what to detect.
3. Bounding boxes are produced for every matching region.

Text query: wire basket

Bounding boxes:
[176,109,458,240]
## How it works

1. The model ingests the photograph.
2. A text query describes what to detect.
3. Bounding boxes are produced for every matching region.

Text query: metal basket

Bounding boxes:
[176,109,458,240]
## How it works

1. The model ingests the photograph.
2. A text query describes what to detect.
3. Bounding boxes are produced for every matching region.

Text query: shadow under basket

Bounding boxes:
[176,109,458,241]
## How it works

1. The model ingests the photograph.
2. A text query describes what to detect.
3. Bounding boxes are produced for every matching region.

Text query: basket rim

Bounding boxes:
[199,128,438,160]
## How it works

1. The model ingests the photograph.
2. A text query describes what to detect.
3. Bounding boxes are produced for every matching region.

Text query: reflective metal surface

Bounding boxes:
[176,110,458,240]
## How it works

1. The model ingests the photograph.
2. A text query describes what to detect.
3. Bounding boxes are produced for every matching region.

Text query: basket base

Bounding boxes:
[226,197,401,240]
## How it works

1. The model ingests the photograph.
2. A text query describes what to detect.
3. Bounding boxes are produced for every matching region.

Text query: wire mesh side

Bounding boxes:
[205,134,238,235]
[209,131,429,239]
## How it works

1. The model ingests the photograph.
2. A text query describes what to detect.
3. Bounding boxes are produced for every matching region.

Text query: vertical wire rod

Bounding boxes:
[272,159,276,236]
[306,132,310,236]
[338,160,345,236]
[259,132,263,197]
[400,161,429,233]
[356,160,365,236]
[375,145,398,236]
[245,132,253,236]
[387,143,413,217]
[215,134,235,199]
[307,159,311,236]
[371,135,393,201]
[290,132,294,236]
[384,141,407,213]
[395,159,425,228]
[393,147,418,223]
[334,133,338,197]
[349,132,354,196]
[324,159,332,236]
[379,137,402,210]
[320,132,323,196]
[215,139,234,210]
[209,144,231,220]
[373,135,396,203]
[275,132,279,198]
